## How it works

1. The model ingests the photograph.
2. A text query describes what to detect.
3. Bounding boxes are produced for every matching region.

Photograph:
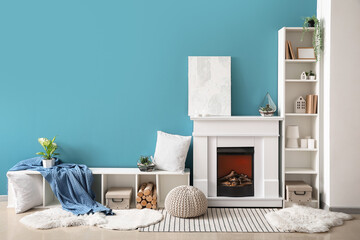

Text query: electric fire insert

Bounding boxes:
[217,147,254,197]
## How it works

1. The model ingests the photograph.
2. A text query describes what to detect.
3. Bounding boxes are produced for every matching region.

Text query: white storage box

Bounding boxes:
[286,181,312,203]
[105,187,132,209]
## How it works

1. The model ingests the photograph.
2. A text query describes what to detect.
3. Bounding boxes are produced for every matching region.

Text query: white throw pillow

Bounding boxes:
[154,131,191,172]
[7,172,43,214]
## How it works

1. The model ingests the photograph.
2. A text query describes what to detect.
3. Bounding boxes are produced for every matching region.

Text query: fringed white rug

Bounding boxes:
[265,205,352,233]
[20,208,163,230]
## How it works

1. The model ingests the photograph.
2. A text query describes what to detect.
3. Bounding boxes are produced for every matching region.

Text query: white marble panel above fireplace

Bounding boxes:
[191,116,283,207]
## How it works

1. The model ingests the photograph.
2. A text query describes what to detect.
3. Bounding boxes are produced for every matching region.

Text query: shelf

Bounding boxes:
[285,148,317,152]
[285,79,317,83]
[285,113,318,117]
[285,59,316,63]
[284,199,318,204]
[285,168,317,174]
[283,200,318,208]
[284,27,315,31]
[90,168,190,175]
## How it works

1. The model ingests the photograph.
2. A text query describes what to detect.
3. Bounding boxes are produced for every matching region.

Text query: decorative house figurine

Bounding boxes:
[295,96,306,113]
[300,72,307,80]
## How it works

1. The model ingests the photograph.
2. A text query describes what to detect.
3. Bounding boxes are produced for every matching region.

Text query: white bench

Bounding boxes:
[7,168,190,208]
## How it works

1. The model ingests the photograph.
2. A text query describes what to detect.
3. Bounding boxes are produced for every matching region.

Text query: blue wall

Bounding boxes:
[0,0,316,194]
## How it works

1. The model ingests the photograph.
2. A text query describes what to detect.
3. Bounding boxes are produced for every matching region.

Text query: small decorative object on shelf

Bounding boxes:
[307,70,316,80]
[300,139,308,148]
[301,15,323,61]
[286,125,300,148]
[297,47,315,60]
[300,136,316,149]
[295,96,306,113]
[308,139,315,149]
[259,92,277,117]
[137,156,155,172]
[36,136,59,168]
[300,72,307,80]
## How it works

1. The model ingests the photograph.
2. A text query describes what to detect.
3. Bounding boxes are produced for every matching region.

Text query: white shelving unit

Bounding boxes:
[278,27,320,208]
[7,168,190,209]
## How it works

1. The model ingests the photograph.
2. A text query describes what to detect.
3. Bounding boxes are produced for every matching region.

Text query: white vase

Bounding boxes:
[309,76,316,80]
[42,158,55,168]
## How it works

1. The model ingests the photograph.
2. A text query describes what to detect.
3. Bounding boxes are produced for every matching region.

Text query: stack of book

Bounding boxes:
[306,95,318,114]
[286,41,295,59]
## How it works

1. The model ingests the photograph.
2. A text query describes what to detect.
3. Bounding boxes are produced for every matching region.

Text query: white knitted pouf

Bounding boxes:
[165,185,208,218]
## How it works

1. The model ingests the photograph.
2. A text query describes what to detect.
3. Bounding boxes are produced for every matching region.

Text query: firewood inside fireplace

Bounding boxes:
[219,170,252,187]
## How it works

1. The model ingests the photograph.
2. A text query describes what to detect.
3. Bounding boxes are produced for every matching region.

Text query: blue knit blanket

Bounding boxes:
[9,157,112,215]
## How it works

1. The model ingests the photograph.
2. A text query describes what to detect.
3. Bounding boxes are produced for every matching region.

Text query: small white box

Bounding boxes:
[300,139,308,148]
[308,139,315,149]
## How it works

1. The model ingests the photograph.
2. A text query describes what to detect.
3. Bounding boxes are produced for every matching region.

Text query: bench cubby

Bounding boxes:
[7,168,190,209]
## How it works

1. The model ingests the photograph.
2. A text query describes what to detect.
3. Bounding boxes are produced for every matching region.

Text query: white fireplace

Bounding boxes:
[191,116,283,207]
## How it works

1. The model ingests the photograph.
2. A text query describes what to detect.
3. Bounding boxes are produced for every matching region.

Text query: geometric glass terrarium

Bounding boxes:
[259,92,277,116]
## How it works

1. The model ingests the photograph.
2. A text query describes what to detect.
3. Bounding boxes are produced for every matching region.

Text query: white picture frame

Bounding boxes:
[188,56,231,117]
[297,47,315,60]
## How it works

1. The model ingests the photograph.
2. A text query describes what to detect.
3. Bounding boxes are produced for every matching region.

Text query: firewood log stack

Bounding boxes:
[136,182,157,209]
[219,170,252,187]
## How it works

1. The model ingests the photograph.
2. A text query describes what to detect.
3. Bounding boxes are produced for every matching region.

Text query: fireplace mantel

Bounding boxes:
[191,116,283,121]
[191,116,283,207]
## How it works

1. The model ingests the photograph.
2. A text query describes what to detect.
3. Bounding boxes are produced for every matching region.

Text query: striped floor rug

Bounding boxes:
[139,208,283,232]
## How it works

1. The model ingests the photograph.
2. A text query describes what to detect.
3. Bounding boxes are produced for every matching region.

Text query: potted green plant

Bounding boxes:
[259,104,276,117]
[308,70,316,80]
[36,136,59,168]
[137,156,155,172]
[301,15,323,61]
[304,16,316,27]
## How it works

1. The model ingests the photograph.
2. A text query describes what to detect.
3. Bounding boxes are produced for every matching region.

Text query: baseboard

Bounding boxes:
[321,201,360,214]
[0,195,8,202]
[329,207,360,214]
[320,201,330,210]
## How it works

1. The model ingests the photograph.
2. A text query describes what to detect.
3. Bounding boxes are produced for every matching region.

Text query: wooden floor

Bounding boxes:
[1,202,360,240]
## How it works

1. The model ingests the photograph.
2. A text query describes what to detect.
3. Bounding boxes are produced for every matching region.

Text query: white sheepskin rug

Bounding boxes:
[265,205,352,233]
[20,208,163,230]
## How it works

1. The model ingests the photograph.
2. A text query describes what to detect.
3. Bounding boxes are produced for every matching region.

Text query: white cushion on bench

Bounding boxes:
[154,131,191,172]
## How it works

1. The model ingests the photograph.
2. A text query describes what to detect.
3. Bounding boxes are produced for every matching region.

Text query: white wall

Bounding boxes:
[319,0,360,209]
